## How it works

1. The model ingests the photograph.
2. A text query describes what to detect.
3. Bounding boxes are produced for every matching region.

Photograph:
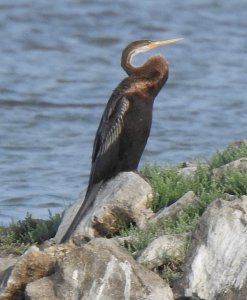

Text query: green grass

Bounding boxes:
[0,211,62,254]
[218,170,247,195]
[142,163,218,213]
[141,164,190,212]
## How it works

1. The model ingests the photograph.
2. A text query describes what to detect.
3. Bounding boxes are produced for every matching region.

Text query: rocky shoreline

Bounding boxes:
[1,142,247,299]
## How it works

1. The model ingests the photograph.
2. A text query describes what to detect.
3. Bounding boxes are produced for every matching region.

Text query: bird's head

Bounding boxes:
[121,38,183,75]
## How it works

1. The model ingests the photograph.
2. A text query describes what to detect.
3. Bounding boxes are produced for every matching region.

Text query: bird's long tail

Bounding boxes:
[60,181,103,243]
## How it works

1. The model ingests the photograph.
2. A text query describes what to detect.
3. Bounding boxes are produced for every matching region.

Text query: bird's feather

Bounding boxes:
[92,96,130,162]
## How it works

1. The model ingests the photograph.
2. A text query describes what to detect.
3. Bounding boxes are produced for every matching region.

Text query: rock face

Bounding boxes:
[177,196,247,300]
[53,238,174,300]
[55,172,153,243]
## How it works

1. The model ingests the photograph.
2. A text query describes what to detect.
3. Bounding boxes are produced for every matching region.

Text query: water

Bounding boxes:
[1,0,247,224]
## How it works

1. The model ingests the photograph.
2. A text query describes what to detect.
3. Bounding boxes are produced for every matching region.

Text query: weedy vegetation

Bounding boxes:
[208,140,247,168]
[0,211,62,254]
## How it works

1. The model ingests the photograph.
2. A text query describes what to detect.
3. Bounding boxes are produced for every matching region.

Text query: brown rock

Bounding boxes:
[0,246,55,300]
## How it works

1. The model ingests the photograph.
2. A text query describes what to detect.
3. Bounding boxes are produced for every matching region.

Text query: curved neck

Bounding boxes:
[121,48,140,75]
[121,51,169,85]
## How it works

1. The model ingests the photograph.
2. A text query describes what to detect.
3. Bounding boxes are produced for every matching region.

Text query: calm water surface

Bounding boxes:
[1,0,247,223]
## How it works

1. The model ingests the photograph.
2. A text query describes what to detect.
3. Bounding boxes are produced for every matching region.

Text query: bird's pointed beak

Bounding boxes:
[148,38,184,49]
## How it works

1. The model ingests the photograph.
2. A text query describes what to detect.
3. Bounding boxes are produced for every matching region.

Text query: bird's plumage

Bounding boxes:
[60,39,181,242]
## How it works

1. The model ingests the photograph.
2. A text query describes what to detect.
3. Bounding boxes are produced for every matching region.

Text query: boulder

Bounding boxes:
[176,196,247,300]
[137,234,188,270]
[150,191,198,223]
[55,172,154,243]
[0,246,55,299]
[52,238,174,300]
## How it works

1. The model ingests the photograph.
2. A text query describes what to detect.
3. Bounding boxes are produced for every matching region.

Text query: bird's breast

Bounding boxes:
[122,93,153,141]
[117,96,152,170]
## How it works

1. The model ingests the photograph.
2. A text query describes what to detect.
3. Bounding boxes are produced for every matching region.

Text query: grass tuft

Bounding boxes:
[218,170,247,196]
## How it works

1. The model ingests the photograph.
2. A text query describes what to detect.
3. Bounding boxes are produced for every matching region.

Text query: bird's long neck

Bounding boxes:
[122,54,169,98]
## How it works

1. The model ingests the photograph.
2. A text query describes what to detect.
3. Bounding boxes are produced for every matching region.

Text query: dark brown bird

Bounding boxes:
[61,38,182,242]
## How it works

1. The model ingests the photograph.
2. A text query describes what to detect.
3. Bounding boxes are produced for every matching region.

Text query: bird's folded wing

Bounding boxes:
[92,96,130,162]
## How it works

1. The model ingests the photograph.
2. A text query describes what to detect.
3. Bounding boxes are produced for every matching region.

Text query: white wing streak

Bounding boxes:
[100,97,129,156]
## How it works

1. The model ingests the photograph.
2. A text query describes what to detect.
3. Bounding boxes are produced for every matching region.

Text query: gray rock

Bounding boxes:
[137,234,188,270]
[177,196,247,300]
[212,157,247,177]
[52,238,174,300]
[25,277,58,300]
[55,172,154,243]
[150,191,198,222]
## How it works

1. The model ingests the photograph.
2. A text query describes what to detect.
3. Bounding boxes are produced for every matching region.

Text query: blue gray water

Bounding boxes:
[1,0,247,224]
